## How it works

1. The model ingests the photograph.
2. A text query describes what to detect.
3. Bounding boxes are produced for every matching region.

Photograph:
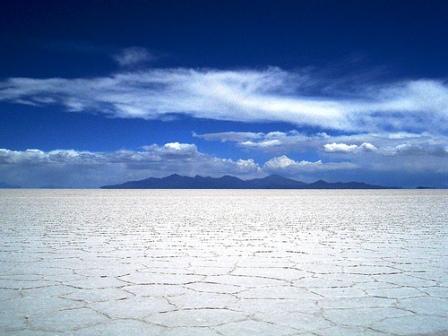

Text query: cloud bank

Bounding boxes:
[1,140,446,187]
[194,130,448,185]
[195,130,448,156]
[1,68,448,133]
[0,143,354,188]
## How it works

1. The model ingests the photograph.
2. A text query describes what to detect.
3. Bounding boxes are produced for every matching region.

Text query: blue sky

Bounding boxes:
[0,0,447,187]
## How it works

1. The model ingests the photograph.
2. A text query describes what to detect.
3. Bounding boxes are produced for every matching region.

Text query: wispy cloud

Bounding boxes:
[113,47,155,66]
[0,68,447,133]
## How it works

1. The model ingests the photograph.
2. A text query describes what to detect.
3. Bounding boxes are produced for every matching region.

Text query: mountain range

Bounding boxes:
[101,174,392,189]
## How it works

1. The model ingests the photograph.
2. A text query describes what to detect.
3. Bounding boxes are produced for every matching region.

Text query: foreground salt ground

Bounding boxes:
[0,190,447,336]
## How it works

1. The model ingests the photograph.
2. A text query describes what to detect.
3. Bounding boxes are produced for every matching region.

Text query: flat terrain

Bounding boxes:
[0,189,447,336]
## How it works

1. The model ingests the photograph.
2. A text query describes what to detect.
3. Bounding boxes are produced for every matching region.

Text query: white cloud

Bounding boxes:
[193,130,448,183]
[323,143,358,153]
[196,130,448,159]
[235,158,259,171]
[323,142,377,153]
[113,47,155,66]
[241,139,283,148]
[359,142,378,152]
[1,143,447,187]
[1,68,448,133]
[263,155,355,172]
[0,144,261,187]
[0,143,368,187]
[161,142,198,155]
[264,155,302,169]
[193,131,264,143]
[196,130,322,151]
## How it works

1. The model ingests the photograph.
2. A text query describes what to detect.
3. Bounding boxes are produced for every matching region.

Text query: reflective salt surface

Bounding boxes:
[0,189,447,336]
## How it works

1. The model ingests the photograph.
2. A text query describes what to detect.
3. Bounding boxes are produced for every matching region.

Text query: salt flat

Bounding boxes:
[0,189,447,336]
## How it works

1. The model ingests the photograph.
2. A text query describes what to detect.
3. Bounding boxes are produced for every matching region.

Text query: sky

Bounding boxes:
[0,0,447,188]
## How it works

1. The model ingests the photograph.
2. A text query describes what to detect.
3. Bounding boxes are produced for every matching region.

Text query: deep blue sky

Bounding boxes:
[1,0,448,78]
[0,0,447,187]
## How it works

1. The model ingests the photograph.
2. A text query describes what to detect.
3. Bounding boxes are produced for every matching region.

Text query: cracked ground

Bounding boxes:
[0,189,447,336]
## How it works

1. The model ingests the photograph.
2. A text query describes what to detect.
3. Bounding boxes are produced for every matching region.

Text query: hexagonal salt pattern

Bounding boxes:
[1,189,447,335]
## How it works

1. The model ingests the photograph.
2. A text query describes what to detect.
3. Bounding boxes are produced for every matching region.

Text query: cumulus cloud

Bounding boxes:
[323,142,377,153]
[1,142,447,187]
[1,68,448,132]
[264,155,321,170]
[323,143,358,153]
[264,155,356,173]
[196,130,448,158]
[196,130,327,150]
[360,143,378,152]
[0,143,262,187]
[1,142,374,187]
[113,47,155,66]
[194,130,448,182]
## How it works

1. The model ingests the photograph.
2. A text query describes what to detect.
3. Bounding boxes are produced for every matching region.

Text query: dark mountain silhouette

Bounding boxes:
[306,179,384,189]
[245,175,307,189]
[101,174,392,189]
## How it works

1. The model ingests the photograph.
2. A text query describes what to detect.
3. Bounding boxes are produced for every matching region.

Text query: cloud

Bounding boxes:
[264,155,321,170]
[196,130,448,157]
[195,129,448,181]
[360,143,378,152]
[195,130,327,151]
[264,155,356,173]
[0,143,261,187]
[323,143,357,153]
[1,68,448,133]
[1,142,447,187]
[193,131,264,143]
[389,143,448,157]
[0,142,371,187]
[241,139,281,148]
[113,47,155,66]
[323,142,377,153]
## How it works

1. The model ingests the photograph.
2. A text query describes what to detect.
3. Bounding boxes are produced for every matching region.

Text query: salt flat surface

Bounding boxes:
[0,189,447,336]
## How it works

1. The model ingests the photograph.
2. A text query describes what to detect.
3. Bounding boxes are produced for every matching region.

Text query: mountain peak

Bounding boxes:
[167,173,182,178]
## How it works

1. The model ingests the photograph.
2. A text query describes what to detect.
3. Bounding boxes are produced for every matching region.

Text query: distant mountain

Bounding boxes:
[306,179,387,189]
[244,175,307,189]
[101,174,391,189]
[0,182,21,189]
